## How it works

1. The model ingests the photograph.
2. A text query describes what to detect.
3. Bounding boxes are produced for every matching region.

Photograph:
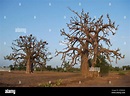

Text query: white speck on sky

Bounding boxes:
[49,3,51,6]
[109,2,111,6]
[124,42,126,45]
[4,16,6,19]
[64,15,66,19]
[79,2,81,6]
[124,16,126,19]
[34,16,36,19]
[4,42,6,45]
[49,29,52,32]
[19,3,21,6]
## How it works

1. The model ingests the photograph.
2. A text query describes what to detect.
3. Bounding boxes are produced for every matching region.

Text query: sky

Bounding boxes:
[0,0,130,68]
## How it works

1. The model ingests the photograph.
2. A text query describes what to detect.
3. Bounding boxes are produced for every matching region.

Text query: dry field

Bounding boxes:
[0,70,130,87]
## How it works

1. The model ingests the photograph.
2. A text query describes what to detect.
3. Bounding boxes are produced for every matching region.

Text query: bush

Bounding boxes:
[9,65,14,70]
[114,67,120,71]
[9,64,26,71]
[122,65,130,70]
[39,79,62,87]
[118,71,125,75]
[95,55,109,76]
[46,65,52,71]
[56,66,64,72]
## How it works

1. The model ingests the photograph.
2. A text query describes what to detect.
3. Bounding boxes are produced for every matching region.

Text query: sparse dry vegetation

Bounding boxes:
[0,70,130,87]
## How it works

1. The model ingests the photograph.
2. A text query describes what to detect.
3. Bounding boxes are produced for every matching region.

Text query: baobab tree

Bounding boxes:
[56,8,124,77]
[4,34,52,73]
[90,14,125,67]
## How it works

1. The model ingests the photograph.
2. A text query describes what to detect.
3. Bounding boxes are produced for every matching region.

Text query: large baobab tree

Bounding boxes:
[56,8,124,77]
[4,34,52,73]
[90,14,125,67]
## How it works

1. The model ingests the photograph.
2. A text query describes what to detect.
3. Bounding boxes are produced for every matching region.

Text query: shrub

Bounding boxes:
[95,55,109,76]
[46,65,52,71]
[118,71,125,75]
[114,67,120,71]
[39,79,62,87]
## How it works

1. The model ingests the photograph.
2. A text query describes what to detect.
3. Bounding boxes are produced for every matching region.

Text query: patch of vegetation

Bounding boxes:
[122,65,130,71]
[94,55,109,76]
[118,71,126,75]
[9,64,26,71]
[42,82,53,87]
[39,79,62,87]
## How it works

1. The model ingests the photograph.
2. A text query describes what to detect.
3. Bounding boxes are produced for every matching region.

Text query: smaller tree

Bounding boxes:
[109,64,114,71]
[62,61,72,71]
[9,65,14,70]
[4,34,52,73]
[95,55,109,76]
[46,65,52,71]
[114,67,120,71]
[122,65,130,70]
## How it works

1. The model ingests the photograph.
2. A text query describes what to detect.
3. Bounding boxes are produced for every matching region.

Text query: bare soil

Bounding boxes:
[0,71,130,87]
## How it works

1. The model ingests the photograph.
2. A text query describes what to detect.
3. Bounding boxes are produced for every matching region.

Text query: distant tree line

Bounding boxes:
[9,64,80,72]
[8,62,130,73]
[8,61,130,75]
[109,65,130,71]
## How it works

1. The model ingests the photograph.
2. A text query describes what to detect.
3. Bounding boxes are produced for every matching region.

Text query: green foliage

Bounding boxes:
[9,64,26,71]
[114,67,120,71]
[68,67,80,72]
[38,65,47,71]
[109,64,114,71]
[9,63,80,72]
[55,79,62,86]
[95,55,109,76]
[122,65,130,70]
[46,65,52,71]
[39,79,62,87]
[62,61,71,71]
[88,59,92,67]
[118,71,125,75]
[9,65,14,70]
[34,65,56,71]
[56,66,64,72]
[61,61,80,72]
[42,82,53,87]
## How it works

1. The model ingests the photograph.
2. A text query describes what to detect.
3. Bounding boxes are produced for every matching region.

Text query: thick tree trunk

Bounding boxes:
[26,58,31,73]
[93,49,98,67]
[81,54,90,77]
[92,34,98,67]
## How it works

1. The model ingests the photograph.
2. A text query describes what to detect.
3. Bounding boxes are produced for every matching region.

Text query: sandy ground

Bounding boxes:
[0,71,130,87]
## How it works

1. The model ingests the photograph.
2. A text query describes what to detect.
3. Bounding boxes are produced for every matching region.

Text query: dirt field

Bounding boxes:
[0,70,130,87]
